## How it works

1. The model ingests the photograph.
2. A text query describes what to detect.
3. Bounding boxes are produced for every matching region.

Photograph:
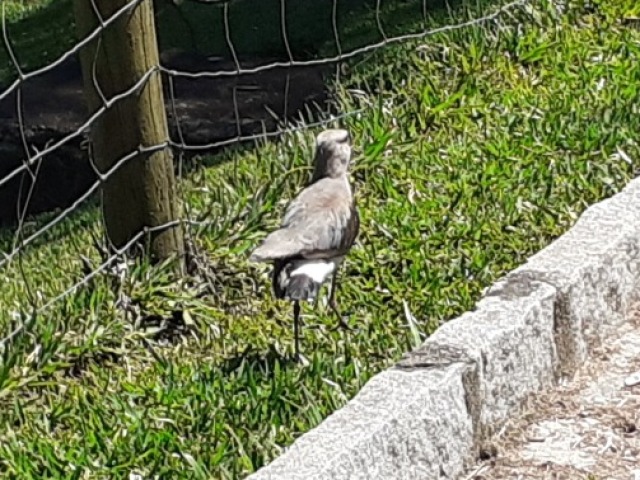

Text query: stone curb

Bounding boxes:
[246,177,640,480]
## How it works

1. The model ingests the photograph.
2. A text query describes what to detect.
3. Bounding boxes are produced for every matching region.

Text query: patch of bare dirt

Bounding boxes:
[0,50,330,225]
[465,306,640,480]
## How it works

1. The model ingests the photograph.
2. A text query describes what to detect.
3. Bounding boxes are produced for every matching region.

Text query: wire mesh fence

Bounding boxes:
[3,1,640,475]
[0,0,533,350]
[12,0,637,478]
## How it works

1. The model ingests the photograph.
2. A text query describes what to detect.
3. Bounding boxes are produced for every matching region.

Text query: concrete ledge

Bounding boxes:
[247,177,640,479]
[248,366,474,480]
[399,279,557,444]
[507,180,640,376]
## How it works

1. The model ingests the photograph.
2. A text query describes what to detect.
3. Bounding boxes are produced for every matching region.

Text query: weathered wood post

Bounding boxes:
[74,0,184,270]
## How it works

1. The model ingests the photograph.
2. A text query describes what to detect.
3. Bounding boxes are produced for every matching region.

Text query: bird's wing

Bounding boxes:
[249,178,359,262]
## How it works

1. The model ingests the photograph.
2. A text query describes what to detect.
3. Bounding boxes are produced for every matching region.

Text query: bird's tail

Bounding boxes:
[285,275,320,302]
[272,259,321,302]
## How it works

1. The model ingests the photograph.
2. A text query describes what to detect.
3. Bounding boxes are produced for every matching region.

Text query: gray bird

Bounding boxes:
[249,129,360,360]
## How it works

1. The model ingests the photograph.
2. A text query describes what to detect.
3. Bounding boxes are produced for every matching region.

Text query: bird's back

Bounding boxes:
[251,176,358,262]
[250,127,358,304]
[254,176,358,303]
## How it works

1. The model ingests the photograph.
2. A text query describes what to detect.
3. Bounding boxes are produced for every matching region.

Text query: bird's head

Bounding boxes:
[311,129,352,181]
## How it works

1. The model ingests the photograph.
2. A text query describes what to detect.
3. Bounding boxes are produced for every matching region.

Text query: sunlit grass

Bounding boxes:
[1,0,639,477]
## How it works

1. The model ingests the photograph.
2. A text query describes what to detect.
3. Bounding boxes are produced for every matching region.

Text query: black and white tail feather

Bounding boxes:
[273,257,342,302]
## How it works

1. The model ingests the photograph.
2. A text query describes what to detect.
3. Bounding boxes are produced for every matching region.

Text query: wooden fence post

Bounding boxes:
[74,0,184,270]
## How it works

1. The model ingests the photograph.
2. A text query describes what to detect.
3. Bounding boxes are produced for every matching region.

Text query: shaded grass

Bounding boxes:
[1,0,640,477]
[0,0,75,81]
[0,0,449,84]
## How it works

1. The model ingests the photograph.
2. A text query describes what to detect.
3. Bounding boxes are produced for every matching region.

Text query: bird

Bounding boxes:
[249,128,360,360]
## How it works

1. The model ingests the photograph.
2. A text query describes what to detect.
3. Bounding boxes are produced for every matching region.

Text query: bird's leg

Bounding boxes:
[328,269,352,331]
[293,300,301,362]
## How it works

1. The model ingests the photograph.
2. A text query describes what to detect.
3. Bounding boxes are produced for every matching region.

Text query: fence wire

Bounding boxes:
[0,0,533,346]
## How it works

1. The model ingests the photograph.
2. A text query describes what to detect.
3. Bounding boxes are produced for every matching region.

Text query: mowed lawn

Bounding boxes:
[1,0,640,478]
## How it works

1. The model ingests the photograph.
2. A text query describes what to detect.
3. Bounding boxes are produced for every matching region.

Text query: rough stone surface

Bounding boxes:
[464,309,640,479]
[247,177,640,480]
[247,366,473,480]
[399,279,558,442]
[504,179,640,377]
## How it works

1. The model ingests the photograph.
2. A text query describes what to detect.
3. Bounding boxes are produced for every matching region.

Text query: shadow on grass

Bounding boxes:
[219,345,302,376]
[0,0,467,237]
[156,0,438,58]
[0,0,76,82]
[1,0,460,81]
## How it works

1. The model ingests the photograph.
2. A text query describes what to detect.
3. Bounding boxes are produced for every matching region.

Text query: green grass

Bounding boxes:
[0,0,443,84]
[155,0,432,57]
[2,0,640,477]
[0,0,75,80]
